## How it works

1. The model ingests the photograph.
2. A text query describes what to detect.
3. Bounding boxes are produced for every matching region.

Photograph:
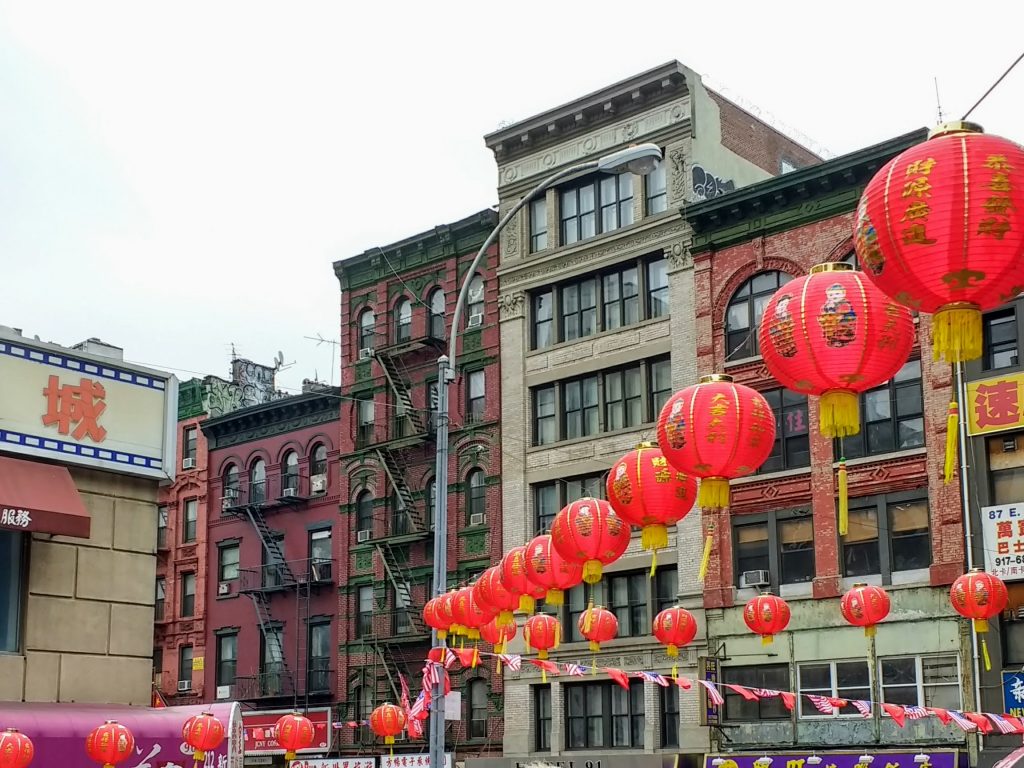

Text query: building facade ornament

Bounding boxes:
[497,291,526,320]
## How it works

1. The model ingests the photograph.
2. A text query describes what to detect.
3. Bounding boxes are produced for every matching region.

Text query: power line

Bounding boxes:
[962,49,1024,120]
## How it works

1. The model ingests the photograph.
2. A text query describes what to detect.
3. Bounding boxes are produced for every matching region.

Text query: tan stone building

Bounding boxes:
[0,328,176,706]
[480,61,820,766]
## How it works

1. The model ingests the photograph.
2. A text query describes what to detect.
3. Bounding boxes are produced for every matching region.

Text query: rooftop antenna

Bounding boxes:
[304,333,340,386]
[934,76,944,123]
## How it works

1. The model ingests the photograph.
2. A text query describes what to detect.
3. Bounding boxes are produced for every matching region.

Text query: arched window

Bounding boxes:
[311,443,328,477]
[281,451,299,494]
[425,477,436,530]
[357,309,375,351]
[467,469,486,524]
[395,298,412,343]
[466,275,484,325]
[249,459,266,503]
[725,270,792,359]
[468,678,489,738]
[223,463,240,499]
[355,491,373,535]
[429,289,446,339]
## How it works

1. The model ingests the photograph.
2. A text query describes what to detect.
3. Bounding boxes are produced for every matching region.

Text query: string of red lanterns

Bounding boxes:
[182,712,225,768]
[274,713,314,762]
[0,728,33,768]
[85,721,134,768]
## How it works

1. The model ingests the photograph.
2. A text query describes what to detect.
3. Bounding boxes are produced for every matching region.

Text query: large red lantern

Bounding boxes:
[450,587,495,640]
[523,614,561,659]
[743,593,791,645]
[0,728,34,768]
[951,568,1008,670]
[524,534,584,606]
[480,616,517,653]
[501,545,547,613]
[369,703,407,745]
[840,583,891,637]
[473,566,518,627]
[423,595,454,641]
[578,606,618,653]
[85,721,134,768]
[182,712,225,765]
[606,442,697,558]
[652,607,698,657]
[275,713,314,761]
[549,498,631,584]
[855,122,1024,363]
[657,375,776,510]
[758,263,914,438]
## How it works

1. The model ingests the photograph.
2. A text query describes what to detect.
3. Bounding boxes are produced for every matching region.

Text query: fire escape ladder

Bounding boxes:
[373,639,403,703]
[247,591,294,695]
[242,505,296,583]
[376,353,425,434]
[295,575,311,706]
[375,542,425,635]
[374,448,422,530]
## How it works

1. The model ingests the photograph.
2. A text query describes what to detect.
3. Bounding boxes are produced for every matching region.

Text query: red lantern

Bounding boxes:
[85,721,135,768]
[182,712,225,764]
[840,583,891,637]
[473,566,518,627]
[451,587,496,640]
[951,569,1008,630]
[0,728,34,768]
[524,534,584,606]
[758,263,914,438]
[274,713,314,761]
[523,614,561,659]
[606,442,697,555]
[480,617,517,653]
[743,593,791,645]
[854,122,1024,363]
[652,607,698,657]
[549,498,631,584]
[501,546,546,613]
[423,595,454,641]
[578,607,618,653]
[369,703,407,745]
[657,375,776,510]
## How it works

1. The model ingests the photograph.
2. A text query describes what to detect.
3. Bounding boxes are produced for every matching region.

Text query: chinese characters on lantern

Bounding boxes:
[982,504,1024,581]
[980,154,1013,240]
[900,156,937,246]
[966,372,1024,435]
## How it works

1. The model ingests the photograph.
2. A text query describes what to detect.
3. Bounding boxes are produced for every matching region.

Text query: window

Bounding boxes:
[880,655,960,710]
[180,573,196,617]
[157,506,168,549]
[560,173,633,245]
[655,567,678,613]
[310,530,332,581]
[218,543,240,582]
[779,518,815,584]
[395,298,412,343]
[798,660,870,717]
[223,464,239,499]
[182,499,198,543]
[311,443,328,477]
[467,469,486,523]
[661,684,679,747]
[604,365,643,431]
[429,289,445,339]
[733,513,815,588]
[356,397,374,446]
[608,572,648,637]
[533,385,557,446]
[178,645,193,688]
[841,493,931,581]
[760,388,810,473]
[468,370,486,422]
[564,567,675,642]
[250,459,266,503]
[725,270,792,359]
[394,580,413,634]
[565,680,644,749]
[603,266,639,332]
[262,626,285,693]
[154,577,166,622]
[530,196,548,252]
[354,684,374,742]
[282,451,299,493]
[467,274,484,323]
[646,162,668,215]
[533,291,554,349]
[649,357,672,421]
[355,492,373,535]
[425,478,436,530]
[564,375,599,439]
[561,278,598,342]
[534,685,552,751]
[469,679,489,738]
[648,257,669,319]
[984,309,1018,370]
[991,433,1024,504]
[308,623,331,692]
[841,360,924,459]
[391,491,409,536]
[357,309,375,351]
[358,586,374,637]
[184,426,197,462]
[216,632,237,687]
[153,647,163,680]
[261,536,283,588]
[735,522,769,580]
[723,665,790,721]
[532,473,604,534]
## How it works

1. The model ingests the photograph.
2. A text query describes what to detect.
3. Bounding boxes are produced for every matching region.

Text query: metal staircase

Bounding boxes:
[374,353,425,434]
[245,590,294,697]
[375,542,426,635]
[374,448,422,530]
[242,506,296,583]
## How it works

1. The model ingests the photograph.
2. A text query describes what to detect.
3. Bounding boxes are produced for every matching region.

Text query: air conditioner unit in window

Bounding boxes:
[469,512,485,526]
[359,348,374,360]
[357,530,372,543]
[182,458,196,470]
[216,685,232,700]
[218,582,232,596]
[282,487,297,498]
[467,314,483,328]
[177,680,192,693]
[739,570,770,589]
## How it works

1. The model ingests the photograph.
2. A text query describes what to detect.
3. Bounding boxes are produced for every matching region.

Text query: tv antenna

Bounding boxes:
[305,333,340,386]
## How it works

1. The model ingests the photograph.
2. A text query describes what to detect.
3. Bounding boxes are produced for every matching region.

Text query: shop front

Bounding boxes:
[467,754,695,768]
[704,751,965,768]
[242,707,332,766]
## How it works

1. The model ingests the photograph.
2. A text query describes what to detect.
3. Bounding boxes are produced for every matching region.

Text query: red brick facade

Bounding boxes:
[708,90,822,174]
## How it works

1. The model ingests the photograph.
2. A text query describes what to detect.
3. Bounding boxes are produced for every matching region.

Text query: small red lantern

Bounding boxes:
[182,712,225,765]
[423,596,454,641]
[524,534,584,606]
[758,263,914,438]
[855,122,1024,363]
[473,566,518,627]
[743,593,791,645]
[369,703,407,745]
[0,728,34,768]
[480,617,517,653]
[85,721,135,768]
[578,606,618,653]
[606,442,697,557]
[524,613,561,659]
[501,546,546,613]
[451,587,495,640]
[652,607,698,657]
[275,713,314,761]
[840,583,891,637]
[657,375,776,510]
[549,498,631,584]
[951,568,1008,672]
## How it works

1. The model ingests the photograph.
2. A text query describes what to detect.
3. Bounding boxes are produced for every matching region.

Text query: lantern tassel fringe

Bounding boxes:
[641,524,669,552]
[590,640,600,653]
[761,635,773,646]
[518,595,535,614]
[944,401,959,485]
[649,547,658,579]
[933,304,982,364]
[698,477,730,510]
[498,610,514,627]
[982,636,992,672]
[864,625,876,638]
[546,588,565,606]
[820,390,861,438]
[838,459,849,536]
[582,560,603,585]
[698,533,713,582]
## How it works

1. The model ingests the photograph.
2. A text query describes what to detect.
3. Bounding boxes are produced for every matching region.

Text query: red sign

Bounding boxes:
[242,708,332,756]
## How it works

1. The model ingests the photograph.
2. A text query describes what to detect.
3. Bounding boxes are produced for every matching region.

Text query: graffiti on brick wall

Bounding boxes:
[204,358,280,417]
[692,165,735,201]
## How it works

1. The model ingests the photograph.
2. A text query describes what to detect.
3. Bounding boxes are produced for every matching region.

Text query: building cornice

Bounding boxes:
[201,389,340,450]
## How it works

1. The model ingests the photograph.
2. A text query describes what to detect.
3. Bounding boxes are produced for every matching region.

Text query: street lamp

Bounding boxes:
[427,142,662,768]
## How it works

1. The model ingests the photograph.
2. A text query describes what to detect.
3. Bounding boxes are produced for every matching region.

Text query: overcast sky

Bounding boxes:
[2,2,1021,393]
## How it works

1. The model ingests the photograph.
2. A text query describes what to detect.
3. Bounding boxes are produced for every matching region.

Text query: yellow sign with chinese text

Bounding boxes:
[192,656,204,671]
[966,371,1024,437]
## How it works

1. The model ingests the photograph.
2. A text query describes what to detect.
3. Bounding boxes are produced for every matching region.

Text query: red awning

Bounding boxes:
[0,456,90,538]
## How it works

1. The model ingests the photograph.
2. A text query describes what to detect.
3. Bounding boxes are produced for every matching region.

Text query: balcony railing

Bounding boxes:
[235,663,295,700]
[239,557,337,593]
[307,658,331,693]
[221,473,327,512]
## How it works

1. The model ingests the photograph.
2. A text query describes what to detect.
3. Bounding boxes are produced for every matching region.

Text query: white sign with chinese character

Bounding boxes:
[290,759,375,768]
[379,754,452,768]
[982,502,1024,580]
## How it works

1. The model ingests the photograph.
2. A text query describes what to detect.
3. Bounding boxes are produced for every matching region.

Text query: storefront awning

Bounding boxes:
[0,455,90,538]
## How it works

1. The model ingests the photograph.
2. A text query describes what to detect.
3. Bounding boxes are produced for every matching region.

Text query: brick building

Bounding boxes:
[332,210,504,759]
[682,129,973,759]
[481,61,820,768]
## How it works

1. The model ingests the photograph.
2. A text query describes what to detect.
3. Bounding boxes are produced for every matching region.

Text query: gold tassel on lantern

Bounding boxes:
[697,477,730,510]
[698,524,714,582]
[518,594,535,614]
[838,459,849,536]
[976,618,993,671]
[820,390,860,438]
[546,589,565,606]
[642,523,669,552]
[933,302,982,363]
[944,400,959,484]
[582,560,603,584]
[762,634,773,647]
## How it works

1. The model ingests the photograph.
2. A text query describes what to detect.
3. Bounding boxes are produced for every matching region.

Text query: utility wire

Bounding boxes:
[962,49,1024,120]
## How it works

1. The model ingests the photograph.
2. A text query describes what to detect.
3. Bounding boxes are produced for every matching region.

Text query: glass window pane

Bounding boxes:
[799,664,831,691]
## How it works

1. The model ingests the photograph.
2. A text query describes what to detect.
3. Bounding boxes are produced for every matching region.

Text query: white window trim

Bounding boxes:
[878,653,962,712]
[797,660,871,719]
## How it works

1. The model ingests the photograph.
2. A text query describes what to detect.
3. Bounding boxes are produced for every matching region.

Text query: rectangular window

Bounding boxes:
[842,360,925,459]
[983,309,1018,370]
[565,680,644,749]
[564,375,599,439]
[533,385,557,446]
[733,513,816,589]
[308,623,331,692]
[469,679,489,738]
[661,684,679,747]
[468,370,486,423]
[841,493,931,581]
[797,660,870,717]
[534,685,552,751]
[178,645,193,688]
[649,357,672,421]
[880,655,960,710]
[889,498,930,571]
[646,162,668,215]
[532,473,603,535]
[648,257,669,319]
[216,633,237,687]
[218,543,240,582]
[180,572,196,617]
[533,290,554,349]
[723,665,790,721]
[735,522,770,581]
[157,506,168,549]
[262,536,285,588]
[155,577,166,621]
[563,566,673,642]
[779,518,815,584]
[184,426,198,461]
[561,278,598,342]
[358,586,374,637]
[655,567,678,613]
[182,499,198,543]
[531,197,548,252]
[533,483,559,536]
[760,388,811,473]
[602,266,640,331]
[357,397,375,446]
[604,365,643,431]
[607,572,648,637]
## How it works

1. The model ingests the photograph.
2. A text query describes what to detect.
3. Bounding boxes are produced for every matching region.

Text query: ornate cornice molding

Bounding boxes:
[497,291,525,321]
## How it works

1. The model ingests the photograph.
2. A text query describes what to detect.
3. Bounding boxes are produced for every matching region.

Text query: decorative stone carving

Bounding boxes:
[465,531,487,556]
[497,291,526,320]
[668,148,687,202]
[667,242,692,270]
[621,121,638,141]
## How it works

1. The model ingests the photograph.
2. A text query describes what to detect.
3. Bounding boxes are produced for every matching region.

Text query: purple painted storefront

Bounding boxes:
[704,752,964,768]
[0,701,242,767]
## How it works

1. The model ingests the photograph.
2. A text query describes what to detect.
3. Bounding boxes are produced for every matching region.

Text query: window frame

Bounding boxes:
[564,679,645,750]
[531,472,605,535]
[466,468,486,524]
[466,274,485,323]
[878,654,961,711]
[468,678,489,739]
[182,498,198,543]
[722,664,791,722]
[839,359,925,460]
[725,270,793,360]
[646,162,668,215]
[732,509,816,590]
[425,477,436,530]
[178,644,194,687]
[467,370,486,423]
[218,542,240,582]
[357,309,375,351]
[563,566,676,643]
[249,459,267,504]
[530,196,548,252]
[394,298,412,343]
[215,631,238,688]
[157,505,169,549]
[155,577,166,621]
[559,172,634,246]
[308,621,332,692]
[429,289,446,340]
[183,426,198,461]
[311,444,328,477]
[180,572,196,617]
[355,491,374,536]
[357,585,374,637]
[758,387,811,473]
[281,450,299,493]
[534,684,552,752]
[840,490,931,583]
[983,307,1018,371]
[661,683,679,748]
[796,659,871,718]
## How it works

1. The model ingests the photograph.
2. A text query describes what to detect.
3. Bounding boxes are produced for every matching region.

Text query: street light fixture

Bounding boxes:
[427,141,663,768]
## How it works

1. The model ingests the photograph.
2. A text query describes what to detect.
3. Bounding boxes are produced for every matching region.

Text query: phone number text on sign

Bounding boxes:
[983,503,1024,581]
